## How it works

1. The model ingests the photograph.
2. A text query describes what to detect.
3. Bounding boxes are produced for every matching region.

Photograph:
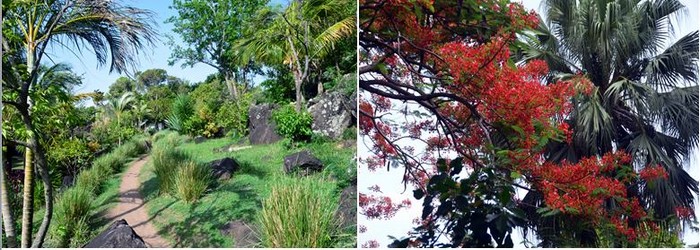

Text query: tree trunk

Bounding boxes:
[224,72,239,100]
[1,160,17,247]
[294,71,303,112]
[20,148,34,248]
[23,43,53,248]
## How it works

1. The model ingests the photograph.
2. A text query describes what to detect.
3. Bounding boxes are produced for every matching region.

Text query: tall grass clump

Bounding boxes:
[48,186,93,247]
[173,161,212,203]
[151,144,191,195]
[259,176,339,247]
[75,167,109,194]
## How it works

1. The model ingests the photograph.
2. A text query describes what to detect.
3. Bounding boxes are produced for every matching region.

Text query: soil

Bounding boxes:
[104,156,169,248]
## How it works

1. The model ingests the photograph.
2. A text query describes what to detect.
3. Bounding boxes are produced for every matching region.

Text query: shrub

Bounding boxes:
[173,161,211,203]
[272,104,314,142]
[112,139,147,159]
[49,186,93,247]
[152,130,177,143]
[214,97,251,138]
[92,153,124,173]
[68,218,92,248]
[259,176,339,247]
[151,145,191,195]
[167,94,194,133]
[76,167,108,194]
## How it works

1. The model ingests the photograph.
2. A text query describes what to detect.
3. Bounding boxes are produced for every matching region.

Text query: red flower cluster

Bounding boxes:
[675,206,695,219]
[639,165,669,182]
[359,193,412,220]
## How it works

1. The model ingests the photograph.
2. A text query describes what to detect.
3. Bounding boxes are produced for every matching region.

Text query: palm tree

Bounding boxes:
[238,0,355,112]
[132,99,152,132]
[1,0,156,247]
[518,0,698,245]
[105,92,136,145]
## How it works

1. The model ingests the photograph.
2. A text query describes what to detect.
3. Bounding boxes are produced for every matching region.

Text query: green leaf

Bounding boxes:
[510,171,521,179]
[413,189,425,200]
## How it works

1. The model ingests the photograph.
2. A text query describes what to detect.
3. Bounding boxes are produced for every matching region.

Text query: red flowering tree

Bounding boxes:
[358,0,671,247]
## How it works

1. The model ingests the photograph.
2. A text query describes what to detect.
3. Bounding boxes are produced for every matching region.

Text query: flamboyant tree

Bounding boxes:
[359,0,680,247]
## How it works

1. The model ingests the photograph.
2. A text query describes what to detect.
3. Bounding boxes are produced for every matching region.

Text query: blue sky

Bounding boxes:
[45,0,287,95]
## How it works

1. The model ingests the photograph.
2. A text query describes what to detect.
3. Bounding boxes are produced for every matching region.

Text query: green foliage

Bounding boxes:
[167,94,194,133]
[259,66,295,104]
[259,176,339,248]
[108,76,136,98]
[173,161,212,203]
[75,167,109,194]
[341,126,356,140]
[136,68,168,90]
[48,186,93,248]
[272,104,313,141]
[214,95,252,138]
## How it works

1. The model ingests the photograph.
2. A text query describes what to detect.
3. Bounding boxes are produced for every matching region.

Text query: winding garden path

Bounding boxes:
[105,156,169,248]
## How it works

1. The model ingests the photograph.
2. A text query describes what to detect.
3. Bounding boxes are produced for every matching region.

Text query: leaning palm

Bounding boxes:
[517,0,698,246]
[1,0,156,247]
[238,0,355,111]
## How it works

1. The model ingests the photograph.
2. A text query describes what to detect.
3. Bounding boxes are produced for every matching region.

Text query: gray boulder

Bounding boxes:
[208,157,240,181]
[336,183,357,231]
[83,219,146,248]
[307,91,354,140]
[248,104,282,145]
[283,150,324,175]
[194,136,206,144]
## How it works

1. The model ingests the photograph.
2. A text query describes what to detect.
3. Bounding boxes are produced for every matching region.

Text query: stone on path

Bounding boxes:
[83,219,146,248]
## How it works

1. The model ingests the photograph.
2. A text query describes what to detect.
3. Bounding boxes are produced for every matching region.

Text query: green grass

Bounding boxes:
[259,176,339,248]
[140,137,356,248]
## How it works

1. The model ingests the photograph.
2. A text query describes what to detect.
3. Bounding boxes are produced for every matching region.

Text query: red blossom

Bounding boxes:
[639,165,669,181]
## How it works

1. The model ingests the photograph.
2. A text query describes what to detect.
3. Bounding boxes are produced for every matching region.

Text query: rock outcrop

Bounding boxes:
[83,219,146,248]
[248,104,282,145]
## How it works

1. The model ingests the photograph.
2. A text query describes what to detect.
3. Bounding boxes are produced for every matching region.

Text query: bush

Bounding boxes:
[259,176,339,247]
[75,167,109,194]
[151,145,191,195]
[49,186,93,247]
[92,153,124,173]
[214,96,251,138]
[152,130,177,143]
[167,94,194,132]
[173,161,211,203]
[272,104,314,142]
[112,139,147,159]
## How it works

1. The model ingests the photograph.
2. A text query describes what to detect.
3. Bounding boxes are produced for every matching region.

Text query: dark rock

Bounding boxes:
[283,150,324,175]
[208,157,240,181]
[220,220,259,248]
[61,175,74,191]
[194,136,206,144]
[307,91,353,140]
[335,184,357,231]
[83,219,146,248]
[248,104,283,145]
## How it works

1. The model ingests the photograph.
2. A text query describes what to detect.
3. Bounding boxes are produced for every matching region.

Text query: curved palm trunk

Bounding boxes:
[20,45,53,248]
[20,148,34,248]
[1,161,17,247]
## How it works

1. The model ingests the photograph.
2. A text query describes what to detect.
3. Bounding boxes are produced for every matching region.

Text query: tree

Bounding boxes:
[108,76,136,98]
[167,0,266,100]
[358,0,679,247]
[239,0,356,112]
[517,0,698,240]
[135,68,167,91]
[103,92,136,145]
[1,0,156,246]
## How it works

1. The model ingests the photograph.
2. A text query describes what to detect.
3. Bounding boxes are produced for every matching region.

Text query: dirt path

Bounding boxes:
[105,156,169,248]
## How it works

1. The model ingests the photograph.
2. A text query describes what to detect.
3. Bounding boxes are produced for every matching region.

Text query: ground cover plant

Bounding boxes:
[139,136,355,248]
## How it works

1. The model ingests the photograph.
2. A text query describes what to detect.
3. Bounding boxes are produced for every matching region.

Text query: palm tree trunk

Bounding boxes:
[294,72,303,112]
[20,148,34,248]
[1,162,17,247]
[23,44,53,248]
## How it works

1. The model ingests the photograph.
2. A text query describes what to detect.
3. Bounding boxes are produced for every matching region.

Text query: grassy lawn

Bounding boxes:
[140,137,356,248]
